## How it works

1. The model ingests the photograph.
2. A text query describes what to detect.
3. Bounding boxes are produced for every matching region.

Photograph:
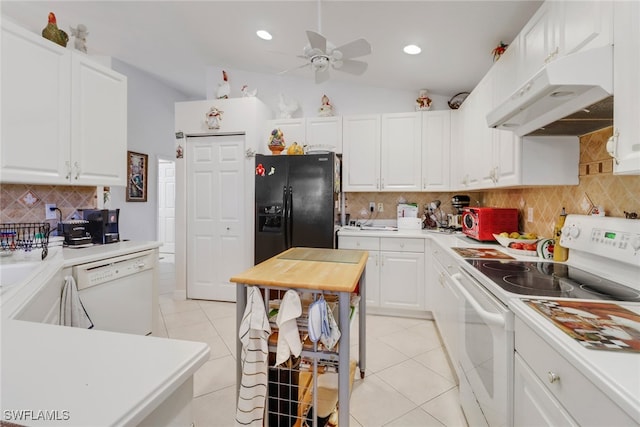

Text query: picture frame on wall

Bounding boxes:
[126,151,148,202]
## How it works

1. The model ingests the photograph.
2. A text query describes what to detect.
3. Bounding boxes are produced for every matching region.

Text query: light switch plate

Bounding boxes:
[527,207,534,222]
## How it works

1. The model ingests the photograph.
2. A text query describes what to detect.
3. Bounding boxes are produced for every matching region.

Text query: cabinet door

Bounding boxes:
[1,20,71,184]
[342,114,380,191]
[520,2,559,81]
[71,53,127,186]
[611,0,640,174]
[514,354,578,427]
[266,118,305,147]
[365,252,381,308]
[421,111,450,190]
[305,116,342,153]
[380,112,422,191]
[492,129,521,187]
[379,251,424,311]
[560,0,612,56]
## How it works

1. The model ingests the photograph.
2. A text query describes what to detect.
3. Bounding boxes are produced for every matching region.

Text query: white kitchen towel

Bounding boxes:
[235,286,271,427]
[275,289,302,366]
[59,276,94,329]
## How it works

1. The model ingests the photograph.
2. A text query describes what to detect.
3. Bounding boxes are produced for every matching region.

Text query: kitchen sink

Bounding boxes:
[0,261,41,292]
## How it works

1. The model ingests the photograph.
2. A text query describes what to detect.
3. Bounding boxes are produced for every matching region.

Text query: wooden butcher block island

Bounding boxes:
[230,247,368,426]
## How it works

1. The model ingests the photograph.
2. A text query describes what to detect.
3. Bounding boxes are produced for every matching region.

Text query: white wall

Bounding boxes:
[108,59,190,242]
[204,65,453,117]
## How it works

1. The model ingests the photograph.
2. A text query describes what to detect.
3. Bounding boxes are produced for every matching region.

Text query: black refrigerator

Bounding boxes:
[255,153,340,264]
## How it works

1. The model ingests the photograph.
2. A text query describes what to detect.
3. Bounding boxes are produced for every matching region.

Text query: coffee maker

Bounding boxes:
[448,195,470,229]
[81,209,120,244]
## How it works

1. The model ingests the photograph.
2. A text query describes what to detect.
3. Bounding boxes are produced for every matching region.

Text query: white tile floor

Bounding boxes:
[155,256,467,426]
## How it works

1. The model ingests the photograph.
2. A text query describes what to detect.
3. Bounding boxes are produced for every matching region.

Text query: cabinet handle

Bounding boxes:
[73,162,80,180]
[65,161,71,179]
[381,178,384,189]
[547,371,560,383]
[400,242,405,248]
[606,131,620,165]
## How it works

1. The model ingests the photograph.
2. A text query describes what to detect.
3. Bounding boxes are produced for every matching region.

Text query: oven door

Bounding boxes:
[452,269,514,427]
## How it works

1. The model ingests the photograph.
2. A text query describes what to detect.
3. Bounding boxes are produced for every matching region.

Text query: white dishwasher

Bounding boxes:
[73,250,155,335]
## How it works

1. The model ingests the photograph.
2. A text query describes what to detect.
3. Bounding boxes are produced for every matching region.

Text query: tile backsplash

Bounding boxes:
[0,184,97,227]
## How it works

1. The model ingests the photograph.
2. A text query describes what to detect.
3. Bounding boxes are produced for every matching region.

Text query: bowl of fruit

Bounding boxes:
[493,232,539,255]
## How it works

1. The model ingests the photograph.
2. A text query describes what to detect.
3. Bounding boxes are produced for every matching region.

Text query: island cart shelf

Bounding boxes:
[230,247,368,427]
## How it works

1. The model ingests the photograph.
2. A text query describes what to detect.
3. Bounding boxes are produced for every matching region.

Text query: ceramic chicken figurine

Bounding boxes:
[42,12,68,47]
[216,70,230,99]
[70,24,89,53]
[277,94,299,119]
[240,85,257,97]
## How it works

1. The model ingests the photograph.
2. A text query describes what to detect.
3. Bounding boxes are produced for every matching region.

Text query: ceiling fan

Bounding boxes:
[281,0,372,83]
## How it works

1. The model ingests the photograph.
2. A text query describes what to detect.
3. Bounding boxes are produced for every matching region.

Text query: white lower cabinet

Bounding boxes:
[515,317,635,426]
[514,354,577,427]
[379,237,425,311]
[338,235,425,315]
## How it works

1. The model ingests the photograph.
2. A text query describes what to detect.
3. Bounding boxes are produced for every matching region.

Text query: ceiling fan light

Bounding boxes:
[403,44,422,55]
[332,50,343,61]
[256,30,273,41]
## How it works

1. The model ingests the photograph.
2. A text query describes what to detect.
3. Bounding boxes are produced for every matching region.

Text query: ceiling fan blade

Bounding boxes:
[315,67,330,84]
[277,62,311,75]
[334,59,368,75]
[306,30,327,53]
[334,38,371,59]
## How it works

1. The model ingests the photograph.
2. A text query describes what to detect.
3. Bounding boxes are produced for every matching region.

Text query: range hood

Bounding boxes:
[487,45,613,137]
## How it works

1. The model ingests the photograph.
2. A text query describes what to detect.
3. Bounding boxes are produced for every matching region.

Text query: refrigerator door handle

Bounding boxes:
[282,185,289,249]
[286,186,293,248]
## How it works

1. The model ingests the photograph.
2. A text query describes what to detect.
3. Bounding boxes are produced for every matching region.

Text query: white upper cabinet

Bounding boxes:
[342,114,381,191]
[519,1,559,81]
[265,118,305,148]
[265,116,342,154]
[1,19,71,184]
[380,112,422,191]
[421,111,451,190]
[305,116,342,153]
[71,53,127,186]
[517,0,613,88]
[1,19,127,186]
[558,0,612,56]
[609,0,640,174]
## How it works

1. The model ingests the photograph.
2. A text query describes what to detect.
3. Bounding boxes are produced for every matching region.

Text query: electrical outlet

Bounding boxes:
[45,203,57,219]
[377,202,384,213]
[369,202,375,212]
[527,207,534,222]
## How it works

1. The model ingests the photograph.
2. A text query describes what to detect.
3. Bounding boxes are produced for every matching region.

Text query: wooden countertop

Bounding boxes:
[230,247,368,292]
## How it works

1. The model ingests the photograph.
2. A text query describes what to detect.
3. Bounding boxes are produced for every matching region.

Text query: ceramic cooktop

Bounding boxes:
[466,259,640,302]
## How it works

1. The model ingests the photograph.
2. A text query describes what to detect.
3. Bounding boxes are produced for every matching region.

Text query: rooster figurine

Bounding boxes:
[216,70,230,99]
[42,12,68,47]
[277,94,299,119]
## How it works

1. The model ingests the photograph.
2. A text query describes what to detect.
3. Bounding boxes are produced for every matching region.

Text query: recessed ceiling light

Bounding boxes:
[256,30,273,41]
[403,44,421,55]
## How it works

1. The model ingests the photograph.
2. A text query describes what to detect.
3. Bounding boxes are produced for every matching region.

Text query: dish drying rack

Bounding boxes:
[0,222,51,259]
[263,288,360,427]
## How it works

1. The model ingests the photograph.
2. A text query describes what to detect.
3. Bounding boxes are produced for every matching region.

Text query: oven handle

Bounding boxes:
[451,272,505,328]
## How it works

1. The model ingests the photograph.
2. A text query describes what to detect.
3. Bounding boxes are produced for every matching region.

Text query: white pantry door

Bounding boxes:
[186,135,245,301]
[158,159,176,254]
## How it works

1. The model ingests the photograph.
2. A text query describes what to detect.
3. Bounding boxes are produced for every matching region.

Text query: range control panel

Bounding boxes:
[561,215,640,264]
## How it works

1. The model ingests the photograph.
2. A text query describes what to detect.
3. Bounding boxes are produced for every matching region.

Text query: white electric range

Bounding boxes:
[452,215,640,427]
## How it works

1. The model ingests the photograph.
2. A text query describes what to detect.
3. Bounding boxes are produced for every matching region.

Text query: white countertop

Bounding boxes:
[1,241,210,426]
[510,298,640,422]
[1,320,209,426]
[339,227,639,420]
